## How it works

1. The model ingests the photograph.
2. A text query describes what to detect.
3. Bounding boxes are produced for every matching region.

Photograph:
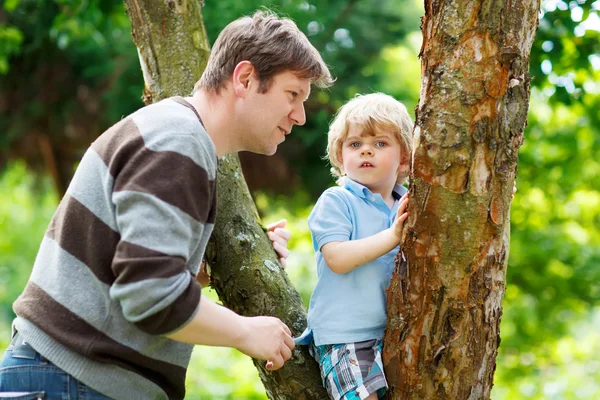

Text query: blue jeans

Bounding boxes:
[0,333,111,399]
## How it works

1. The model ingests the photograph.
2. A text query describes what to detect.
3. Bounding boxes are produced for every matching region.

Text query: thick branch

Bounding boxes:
[205,155,326,399]
[124,0,210,103]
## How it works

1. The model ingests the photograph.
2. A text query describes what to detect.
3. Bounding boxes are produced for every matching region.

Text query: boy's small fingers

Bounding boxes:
[274,228,291,241]
[269,232,289,248]
[273,242,290,259]
[267,219,287,232]
[398,200,409,212]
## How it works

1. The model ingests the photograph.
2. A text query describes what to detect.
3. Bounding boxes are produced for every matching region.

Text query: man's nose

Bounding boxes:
[290,103,306,126]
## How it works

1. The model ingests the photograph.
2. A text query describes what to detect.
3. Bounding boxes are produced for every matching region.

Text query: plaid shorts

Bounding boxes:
[310,339,388,400]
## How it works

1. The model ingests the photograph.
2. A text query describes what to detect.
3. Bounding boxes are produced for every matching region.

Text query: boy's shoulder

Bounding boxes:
[314,185,361,212]
[309,186,356,225]
[319,185,355,202]
[322,185,347,195]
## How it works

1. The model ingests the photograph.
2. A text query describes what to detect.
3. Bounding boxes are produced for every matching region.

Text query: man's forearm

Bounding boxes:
[167,295,245,347]
[166,293,295,370]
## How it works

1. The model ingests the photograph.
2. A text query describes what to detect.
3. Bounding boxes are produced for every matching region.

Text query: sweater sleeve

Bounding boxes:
[97,117,216,336]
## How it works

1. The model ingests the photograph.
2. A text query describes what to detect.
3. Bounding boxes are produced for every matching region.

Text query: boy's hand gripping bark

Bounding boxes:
[391,192,409,240]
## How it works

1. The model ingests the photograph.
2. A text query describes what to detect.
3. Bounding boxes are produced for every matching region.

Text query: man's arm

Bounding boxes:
[322,193,409,274]
[105,125,294,370]
[167,295,294,371]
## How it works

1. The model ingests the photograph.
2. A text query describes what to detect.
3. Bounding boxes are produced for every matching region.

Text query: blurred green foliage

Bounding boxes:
[0,0,142,183]
[0,0,599,398]
[0,162,57,323]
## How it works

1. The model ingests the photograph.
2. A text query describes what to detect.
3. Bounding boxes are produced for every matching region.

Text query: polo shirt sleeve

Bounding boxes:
[308,189,353,251]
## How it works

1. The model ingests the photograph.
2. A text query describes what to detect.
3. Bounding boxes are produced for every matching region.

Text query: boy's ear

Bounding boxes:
[397,151,411,175]
[232,61,255,98]
[337,152,345,174]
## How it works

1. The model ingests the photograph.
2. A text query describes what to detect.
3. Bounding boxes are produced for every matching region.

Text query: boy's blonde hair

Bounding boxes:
[195,10,333,94]
[326,93,414,184]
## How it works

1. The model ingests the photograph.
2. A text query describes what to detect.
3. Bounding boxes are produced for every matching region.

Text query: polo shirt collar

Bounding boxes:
[342,177,405,201]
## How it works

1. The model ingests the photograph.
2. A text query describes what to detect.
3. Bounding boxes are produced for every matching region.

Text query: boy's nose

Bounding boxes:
[361,148,373,156]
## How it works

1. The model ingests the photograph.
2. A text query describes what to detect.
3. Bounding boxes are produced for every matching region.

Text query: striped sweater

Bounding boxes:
[13,97,217,399]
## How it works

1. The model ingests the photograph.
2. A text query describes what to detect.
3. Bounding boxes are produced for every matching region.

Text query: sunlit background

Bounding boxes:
[0,0,599,398]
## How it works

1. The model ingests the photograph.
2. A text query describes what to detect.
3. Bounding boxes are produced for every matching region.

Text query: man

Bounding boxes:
[0,10,332,399]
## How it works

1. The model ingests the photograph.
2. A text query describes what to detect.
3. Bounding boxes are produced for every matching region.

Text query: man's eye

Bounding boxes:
[289,91,298,99]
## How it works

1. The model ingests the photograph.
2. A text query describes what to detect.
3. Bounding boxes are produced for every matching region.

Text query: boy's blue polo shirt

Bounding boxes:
[296,177,407,346]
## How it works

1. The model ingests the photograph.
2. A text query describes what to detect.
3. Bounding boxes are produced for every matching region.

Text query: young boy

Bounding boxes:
[296,93,413,400]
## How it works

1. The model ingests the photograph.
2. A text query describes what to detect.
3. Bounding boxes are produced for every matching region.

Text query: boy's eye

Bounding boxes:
[350,142,361,148]
[289,91,298,99]
[375,141,387,147]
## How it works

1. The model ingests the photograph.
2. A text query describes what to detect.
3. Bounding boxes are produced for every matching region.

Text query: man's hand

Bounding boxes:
[391,192,409,239]
[167,295,294,370]
[267,219,291,268]
[236,315,295,371]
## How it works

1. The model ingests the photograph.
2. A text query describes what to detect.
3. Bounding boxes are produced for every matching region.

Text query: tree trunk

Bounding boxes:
[383,0,540,399]
[205,155,326,399]
[123,1,326,398]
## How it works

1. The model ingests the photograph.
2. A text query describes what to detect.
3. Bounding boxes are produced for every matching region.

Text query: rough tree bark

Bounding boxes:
[123,1,326,398]
[383,0,540,399]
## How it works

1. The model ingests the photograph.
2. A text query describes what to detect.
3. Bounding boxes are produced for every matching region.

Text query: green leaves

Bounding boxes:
[0,162,57,320]
[0,25,23,74]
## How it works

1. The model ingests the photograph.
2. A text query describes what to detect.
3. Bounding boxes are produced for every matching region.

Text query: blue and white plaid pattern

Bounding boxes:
[310,339,388,400]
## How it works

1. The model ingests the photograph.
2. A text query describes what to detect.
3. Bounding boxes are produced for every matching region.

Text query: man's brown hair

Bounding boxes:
[195,10,333,93]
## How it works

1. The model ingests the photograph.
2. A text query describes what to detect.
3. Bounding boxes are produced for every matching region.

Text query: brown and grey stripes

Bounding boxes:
[92,117,216,225]
[44,178,201,334]
[13,98,217,399]
[22,235,193,365]
[15,284,186,399]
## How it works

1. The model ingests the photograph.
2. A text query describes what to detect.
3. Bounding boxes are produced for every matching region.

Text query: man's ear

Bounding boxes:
[232,61,255,98]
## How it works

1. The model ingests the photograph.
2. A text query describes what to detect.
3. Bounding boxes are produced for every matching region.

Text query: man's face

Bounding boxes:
[240,71,310,156]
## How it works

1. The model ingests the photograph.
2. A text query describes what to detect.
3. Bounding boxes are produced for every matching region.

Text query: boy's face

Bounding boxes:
[238,70,310,156]
[339,125,406,195]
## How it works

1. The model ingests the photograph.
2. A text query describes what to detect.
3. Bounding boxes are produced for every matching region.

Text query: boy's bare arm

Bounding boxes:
[322,193,409,274]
